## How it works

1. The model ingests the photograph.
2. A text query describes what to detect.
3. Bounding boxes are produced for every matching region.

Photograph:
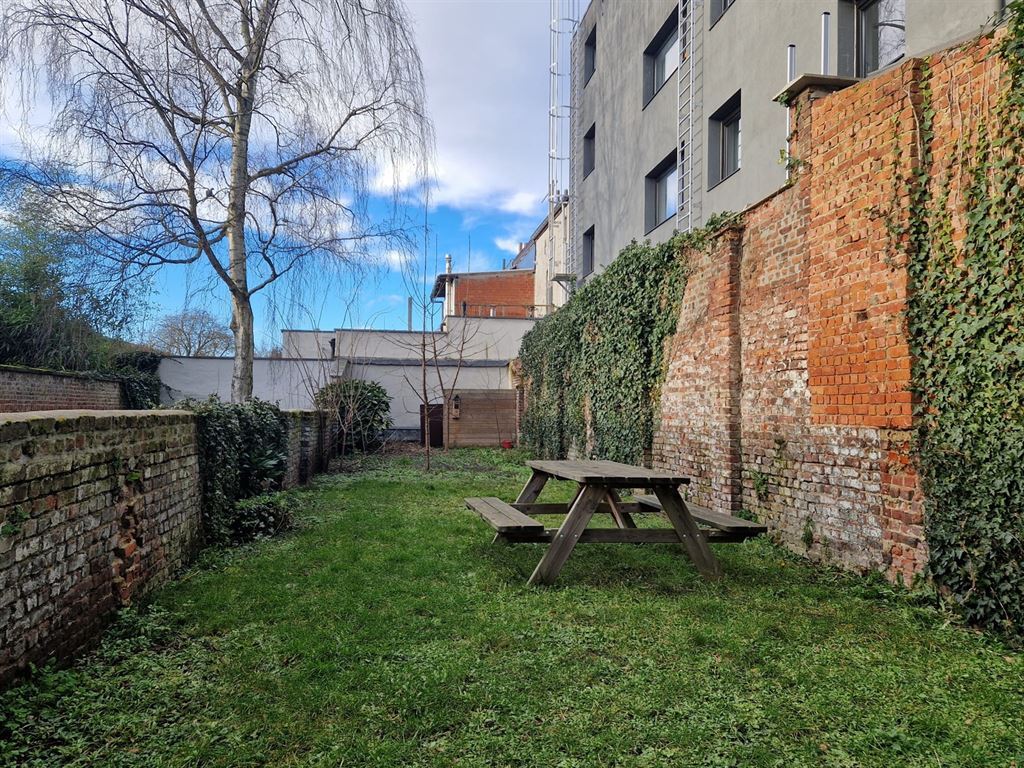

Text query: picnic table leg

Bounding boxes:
[528,484,605,586]
[606,489,636,529]
[653,486,723,580]
[515,470,550,504]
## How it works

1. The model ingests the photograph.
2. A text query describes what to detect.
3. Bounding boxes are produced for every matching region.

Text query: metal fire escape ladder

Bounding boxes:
[558,0,581,286]
[677,0,704,232]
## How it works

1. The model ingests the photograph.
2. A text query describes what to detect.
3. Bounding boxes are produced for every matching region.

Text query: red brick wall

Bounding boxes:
[654,31,1003,584]
[0,366,126,412]
[452,271,535,318]
[653,229,743,514]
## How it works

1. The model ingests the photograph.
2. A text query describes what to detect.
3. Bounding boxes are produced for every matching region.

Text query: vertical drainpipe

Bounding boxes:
[821,12,831,76]
[786,44,797,181]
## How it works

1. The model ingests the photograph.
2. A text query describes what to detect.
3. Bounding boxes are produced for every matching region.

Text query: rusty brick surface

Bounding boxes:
[653,33,1003,584]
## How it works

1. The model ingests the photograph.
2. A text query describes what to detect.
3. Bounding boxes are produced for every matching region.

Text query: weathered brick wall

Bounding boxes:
[653,229,743,514]
[654,32,1003,583]
[0,365,126,412]
[0,411,201,685]
[282,410,334,487]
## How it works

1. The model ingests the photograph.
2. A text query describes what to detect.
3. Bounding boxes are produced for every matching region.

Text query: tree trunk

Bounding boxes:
[230,294,255,402]
[228,68,256,402]
[421,330,430,471]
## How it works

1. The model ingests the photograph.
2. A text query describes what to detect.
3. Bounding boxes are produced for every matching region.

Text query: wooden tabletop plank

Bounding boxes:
[525,459,690,485]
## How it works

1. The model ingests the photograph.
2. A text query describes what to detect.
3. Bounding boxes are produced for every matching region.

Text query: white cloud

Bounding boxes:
[398,1,549,218]
[380,249,412,271]
[494,236,522,256]
[499,191,543,216]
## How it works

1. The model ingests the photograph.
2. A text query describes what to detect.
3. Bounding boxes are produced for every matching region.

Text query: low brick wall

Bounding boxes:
[0,406,336,685]
[282,410,335,487]
[0,365,126,412]
[0,411,201,685]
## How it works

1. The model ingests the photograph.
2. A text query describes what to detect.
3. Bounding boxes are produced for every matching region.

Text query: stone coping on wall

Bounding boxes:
[0,409,193,427]
[0,364,124,382]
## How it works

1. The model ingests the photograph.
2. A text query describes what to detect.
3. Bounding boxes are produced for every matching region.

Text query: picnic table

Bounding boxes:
[466,459,765,586]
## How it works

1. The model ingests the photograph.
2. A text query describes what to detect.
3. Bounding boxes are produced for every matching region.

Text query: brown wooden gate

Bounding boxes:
[420,404,444,448]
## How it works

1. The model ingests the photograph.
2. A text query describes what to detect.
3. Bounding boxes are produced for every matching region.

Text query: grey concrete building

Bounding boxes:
[570,0,1005,276]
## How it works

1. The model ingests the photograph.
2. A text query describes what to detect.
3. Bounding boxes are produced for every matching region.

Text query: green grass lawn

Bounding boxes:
[2,448,1022,767]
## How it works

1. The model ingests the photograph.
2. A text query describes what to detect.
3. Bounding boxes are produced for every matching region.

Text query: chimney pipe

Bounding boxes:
[445,253,452,274]
[821,12,831,75]
[787,44,797,82]
[407,296,413,331]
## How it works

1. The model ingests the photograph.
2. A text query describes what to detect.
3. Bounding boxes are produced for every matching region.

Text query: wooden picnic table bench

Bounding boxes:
[466,459,764,586]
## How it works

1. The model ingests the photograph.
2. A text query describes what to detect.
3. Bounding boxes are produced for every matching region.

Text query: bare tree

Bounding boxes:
[391,219,484,467]
[150,308,233,356]
[0,0,431,401]
[428,315,481,450]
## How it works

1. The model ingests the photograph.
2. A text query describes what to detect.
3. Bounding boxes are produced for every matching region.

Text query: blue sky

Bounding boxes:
[0,0,553,349]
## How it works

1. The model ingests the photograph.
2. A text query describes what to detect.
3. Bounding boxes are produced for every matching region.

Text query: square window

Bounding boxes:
[856,0,905,76]
[710,0,737,26]
[583,123,596,177]
[646,151,679,233]
[581,226,595,277]
[644,8,679,105]
[708,91,741,187]
[584,26,597,84]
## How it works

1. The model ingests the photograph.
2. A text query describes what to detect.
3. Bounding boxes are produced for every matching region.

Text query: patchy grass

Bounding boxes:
[2,448,1022,767]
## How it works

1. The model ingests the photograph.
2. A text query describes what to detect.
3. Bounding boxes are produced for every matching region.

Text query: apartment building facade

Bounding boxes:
[570,0,1004,276]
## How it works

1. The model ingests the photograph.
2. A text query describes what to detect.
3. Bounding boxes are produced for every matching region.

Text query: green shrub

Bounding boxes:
[231,492,297,543]
[315,379,391,453]
[178,396,289,544]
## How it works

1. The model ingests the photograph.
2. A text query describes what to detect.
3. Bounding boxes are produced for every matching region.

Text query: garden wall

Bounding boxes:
[0,407,335,686]
[282,410,335,486]
[654,32,1003,584]
[0,365,126,412]
[0,411,201,685]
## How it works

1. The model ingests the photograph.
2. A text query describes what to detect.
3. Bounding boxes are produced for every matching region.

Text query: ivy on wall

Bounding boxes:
[178,396,289,545]
[900,6,1024,634]
[519,216,735,464]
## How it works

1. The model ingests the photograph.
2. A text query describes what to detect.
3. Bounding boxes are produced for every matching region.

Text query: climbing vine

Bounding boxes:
[519,214,736,464]
[899,5,1024,634]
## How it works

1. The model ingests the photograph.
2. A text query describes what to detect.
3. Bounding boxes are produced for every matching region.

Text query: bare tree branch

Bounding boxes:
[0,0,433,400]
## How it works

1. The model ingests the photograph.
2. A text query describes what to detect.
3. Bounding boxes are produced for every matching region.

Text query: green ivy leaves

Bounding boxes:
[177,396,289,546]
[519,215,736,464]
[902,7,1024,635]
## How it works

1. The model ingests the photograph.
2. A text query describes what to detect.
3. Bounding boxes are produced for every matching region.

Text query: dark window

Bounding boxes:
[708,91,741,187]
[710,0,737,26]
[856,0,905,76]
[645,151,679,233]
[583,123,596,177]
[581,226,595,277]
[584,26,597,84]
[643,8,679,105]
